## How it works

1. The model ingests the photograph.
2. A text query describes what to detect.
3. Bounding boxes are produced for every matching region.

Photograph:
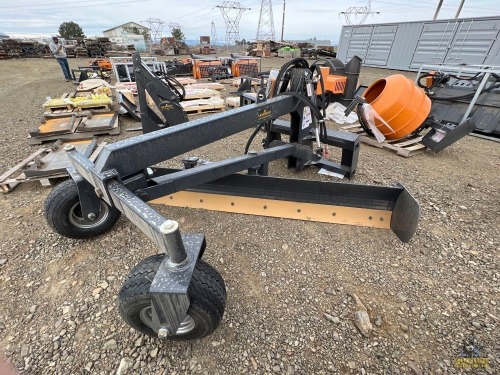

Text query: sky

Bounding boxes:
[0,0,499,43]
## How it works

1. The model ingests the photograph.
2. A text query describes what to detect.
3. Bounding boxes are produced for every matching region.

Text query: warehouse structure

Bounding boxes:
[103,21,150,52]
[337,16,500,71]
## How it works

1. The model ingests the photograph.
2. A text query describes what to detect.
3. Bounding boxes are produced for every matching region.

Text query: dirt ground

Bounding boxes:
[0,56,498,375]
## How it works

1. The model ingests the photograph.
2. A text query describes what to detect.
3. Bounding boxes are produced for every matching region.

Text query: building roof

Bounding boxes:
[102,21,149,33]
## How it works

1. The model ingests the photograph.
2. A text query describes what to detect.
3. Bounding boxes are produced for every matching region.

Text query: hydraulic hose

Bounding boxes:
[245,58,330,154]
[159,72,186,101]
[244,122,267,154]
[271,58,309,97]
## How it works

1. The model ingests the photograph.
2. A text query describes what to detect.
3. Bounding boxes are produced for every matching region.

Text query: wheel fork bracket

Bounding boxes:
[67,168,102,221]
[149,233,205,336]
[105,180,206,336]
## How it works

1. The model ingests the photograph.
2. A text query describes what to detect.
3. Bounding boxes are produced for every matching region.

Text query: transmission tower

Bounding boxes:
[142,18,165,43]
[211,21,218,45]
[216,1,251,45]
[168,23,182,33]
[340,0,379,25]
[256,0,275,41]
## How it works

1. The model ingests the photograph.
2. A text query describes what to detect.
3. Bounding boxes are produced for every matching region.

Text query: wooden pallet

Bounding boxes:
[341,124,427,158]
[43,107,112,117]
[73,104,111,111]
[181,97,226,114]
[184,88,220,100]
[43,107,78,116]
[42,104,73,111]
[0,140,104,193]
[184,104,225,114]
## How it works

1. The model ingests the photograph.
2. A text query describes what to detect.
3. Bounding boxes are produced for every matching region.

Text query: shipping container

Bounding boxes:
[337,16,500,71]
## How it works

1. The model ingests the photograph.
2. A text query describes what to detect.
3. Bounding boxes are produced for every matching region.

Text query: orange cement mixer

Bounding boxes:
[361,74,431,140]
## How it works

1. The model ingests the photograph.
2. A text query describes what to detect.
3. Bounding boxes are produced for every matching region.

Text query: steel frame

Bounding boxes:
[61,55,420,338]
[417,63,500,150]
[416,64,500,123]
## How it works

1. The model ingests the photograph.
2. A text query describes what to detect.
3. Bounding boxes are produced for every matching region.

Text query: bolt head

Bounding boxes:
[158,327,168,339]
[160,220,178,234]
[87,213,97,220]
[63,144,75,151]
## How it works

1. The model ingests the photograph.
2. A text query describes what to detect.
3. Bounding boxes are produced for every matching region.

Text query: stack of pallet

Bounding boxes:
[19,41,50,58]
[180,83,225,114]
[84,39,103,57]
[75,46,88,57]
[29,86,119,145]
[3,39,21,58]
[19,41,36,56]
[0,41,8,59]
[97,37,112,52]
[65,44,76,57]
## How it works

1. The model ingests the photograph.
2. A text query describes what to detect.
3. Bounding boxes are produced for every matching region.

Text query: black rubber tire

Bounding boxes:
[44,179,121,239]
[118,254,227,340]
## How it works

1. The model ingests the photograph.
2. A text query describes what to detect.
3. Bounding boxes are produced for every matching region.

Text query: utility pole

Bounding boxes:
[256,0,275,41]
[280,0,286,42]
[455,0,465,18]
[433,0,444,20]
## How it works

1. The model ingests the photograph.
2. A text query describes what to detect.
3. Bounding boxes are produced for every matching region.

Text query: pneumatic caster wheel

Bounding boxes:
[118,254,227,340]
[44,179,121,239]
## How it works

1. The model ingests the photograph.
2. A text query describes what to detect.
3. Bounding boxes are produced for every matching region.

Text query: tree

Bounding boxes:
[58,22,85,39]
[171,27,185,41]
[122,25,151,42]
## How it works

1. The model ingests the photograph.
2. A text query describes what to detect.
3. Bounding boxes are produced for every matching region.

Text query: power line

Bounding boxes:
[0,0,146,12]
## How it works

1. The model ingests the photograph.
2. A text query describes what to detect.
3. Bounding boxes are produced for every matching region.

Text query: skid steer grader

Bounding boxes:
[43,54,420,341]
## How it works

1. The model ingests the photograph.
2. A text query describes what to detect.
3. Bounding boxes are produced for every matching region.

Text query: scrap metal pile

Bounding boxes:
[0,39,51,59]
[65,37,114,58]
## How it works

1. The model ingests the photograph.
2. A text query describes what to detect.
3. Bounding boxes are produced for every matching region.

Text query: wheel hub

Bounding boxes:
[140,306,196,335]
[69,202,110,228]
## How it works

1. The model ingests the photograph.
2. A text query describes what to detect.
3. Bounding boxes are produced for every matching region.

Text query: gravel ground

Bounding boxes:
[0,56,498,375]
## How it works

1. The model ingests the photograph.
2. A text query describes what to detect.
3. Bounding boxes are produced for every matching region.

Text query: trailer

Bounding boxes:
[337,16,500,71]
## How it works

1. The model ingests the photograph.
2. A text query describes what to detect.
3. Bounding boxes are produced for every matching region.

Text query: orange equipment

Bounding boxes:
[361,74,431,140]
[316,66,348,95]
[425,70,436,88]
[90,58,112,70]
[232,59,259,77]
[192,59,223,79]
